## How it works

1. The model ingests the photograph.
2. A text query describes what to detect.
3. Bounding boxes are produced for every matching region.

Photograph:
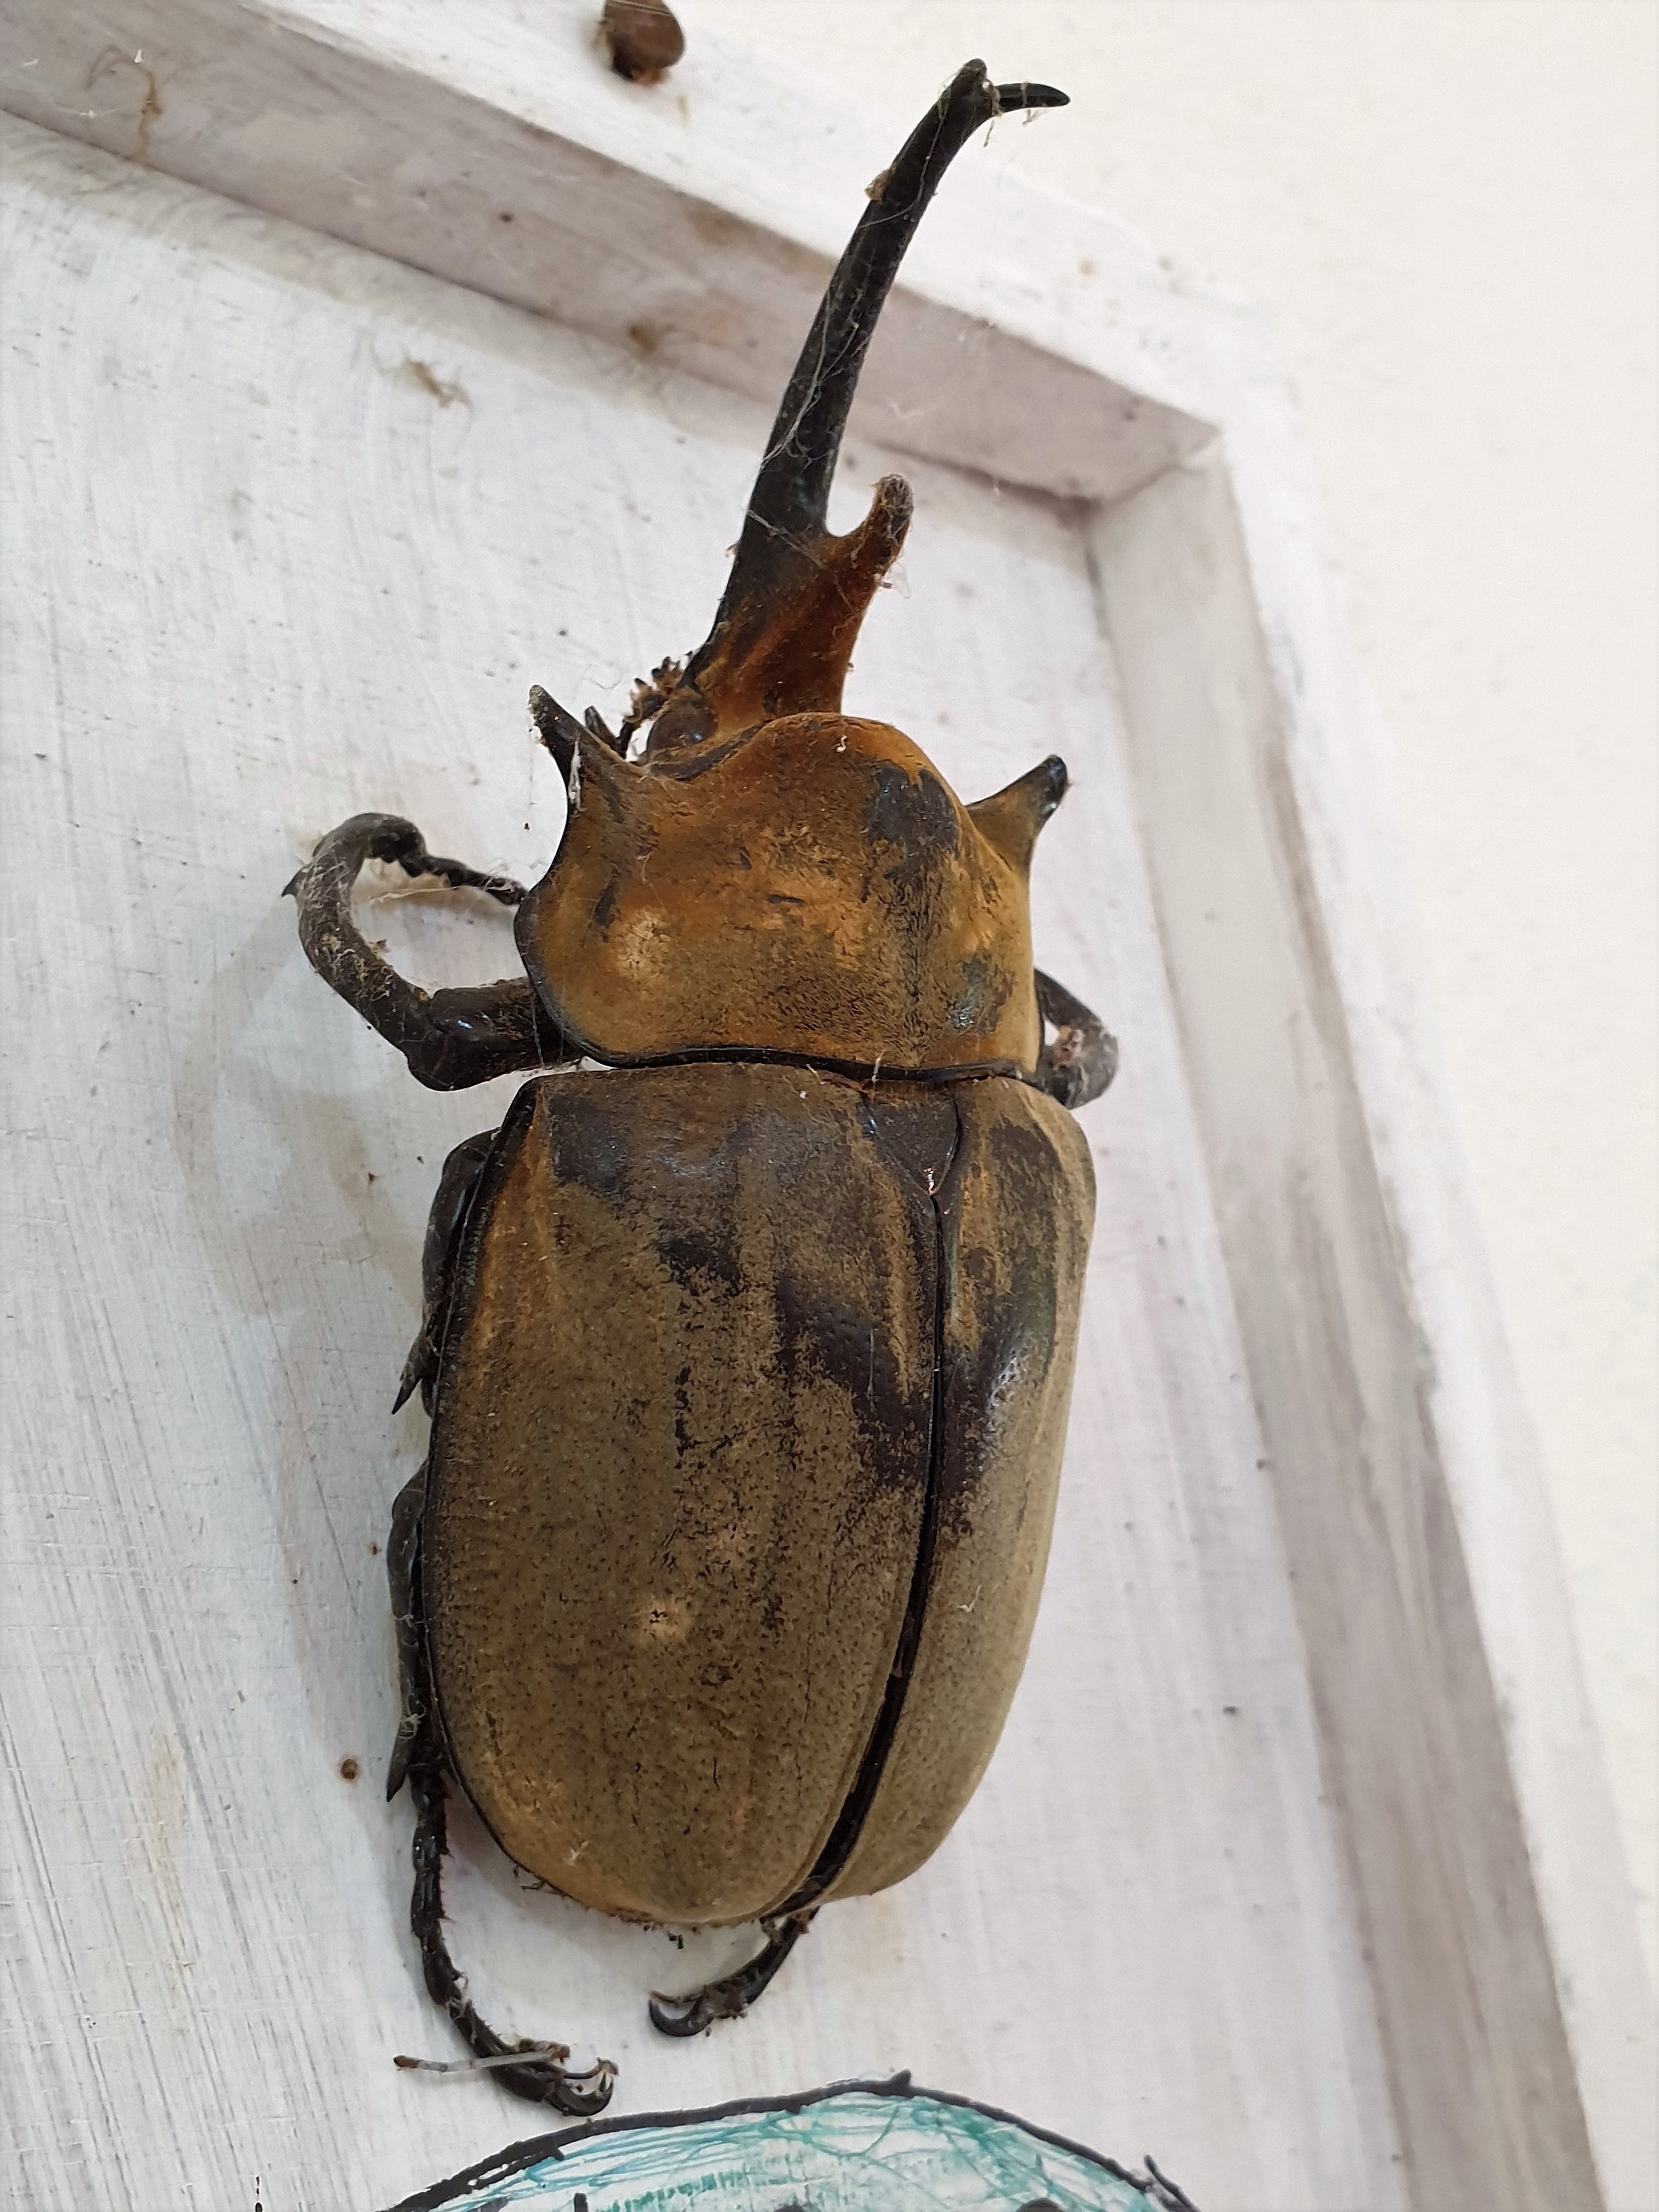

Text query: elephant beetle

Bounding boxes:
[287,60,1116,2113]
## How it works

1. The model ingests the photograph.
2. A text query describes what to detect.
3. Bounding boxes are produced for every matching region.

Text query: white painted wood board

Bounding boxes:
[2,121,1402,2212]
[4,6,1652,2203]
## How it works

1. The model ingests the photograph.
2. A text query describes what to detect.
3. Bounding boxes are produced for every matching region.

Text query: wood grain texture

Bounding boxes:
[2,121,1403,2210]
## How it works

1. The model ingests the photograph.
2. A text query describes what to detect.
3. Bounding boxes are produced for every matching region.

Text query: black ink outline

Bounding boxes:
[381,2072,1200,2212]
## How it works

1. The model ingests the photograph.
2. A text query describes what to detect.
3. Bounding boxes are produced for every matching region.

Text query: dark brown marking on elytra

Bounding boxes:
[775,1087,961,1911]
[656,1222,743,1301]
[545,1083,631,1207]
[934,1110,1066,1539]
[770,1261,920,1482]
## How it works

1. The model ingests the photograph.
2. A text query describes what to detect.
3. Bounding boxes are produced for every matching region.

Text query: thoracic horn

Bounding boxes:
[640,62,1068,754]
[968,756,1070,875]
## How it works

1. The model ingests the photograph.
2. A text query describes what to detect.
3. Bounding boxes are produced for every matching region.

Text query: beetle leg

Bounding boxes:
[385,1465,615,2110]
[285,812,578,1090]
[390,1131,492,1786]
[1035,968,1119,1110]
[385,1464,429,1802]
[395,1130,498,1415]
[646,1909,817,2038]
[406,1758,617,2113]
[390,1127,496,1788]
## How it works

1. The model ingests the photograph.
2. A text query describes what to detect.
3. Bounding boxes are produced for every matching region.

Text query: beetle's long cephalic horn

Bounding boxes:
[648,61,1067,750]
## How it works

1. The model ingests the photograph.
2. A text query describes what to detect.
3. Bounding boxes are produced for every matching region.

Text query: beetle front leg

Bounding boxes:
[647,1909,817,2038]
[1035,968,1119,1109]
[285,813,577,1090]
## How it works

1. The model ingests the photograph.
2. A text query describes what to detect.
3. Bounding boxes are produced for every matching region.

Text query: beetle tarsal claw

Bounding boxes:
[644,1989,708,2036]
[391,2045,617,2103]
[646,1909,816,2037]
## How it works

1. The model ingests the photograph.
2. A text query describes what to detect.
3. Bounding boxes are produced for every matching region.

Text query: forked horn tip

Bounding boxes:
[945,59,1069,119]
[855,473,913,560]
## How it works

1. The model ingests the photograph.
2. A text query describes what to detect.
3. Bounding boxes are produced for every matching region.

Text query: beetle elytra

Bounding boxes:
[287,60,1116,2113]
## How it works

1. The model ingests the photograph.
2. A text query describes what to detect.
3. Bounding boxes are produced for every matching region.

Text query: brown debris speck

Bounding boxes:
[402,358,466,409]
[599,0,685,83]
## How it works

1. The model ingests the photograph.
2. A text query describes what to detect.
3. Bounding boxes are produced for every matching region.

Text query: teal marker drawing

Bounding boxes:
[386,2076,1199,2212]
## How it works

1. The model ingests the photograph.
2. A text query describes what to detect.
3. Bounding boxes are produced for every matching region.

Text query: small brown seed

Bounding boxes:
[600,0,685,83]
[338,1757,360,1782]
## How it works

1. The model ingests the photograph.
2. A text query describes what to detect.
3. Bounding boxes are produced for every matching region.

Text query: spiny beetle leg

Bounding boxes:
[386,1464,614,2108]
[384,1464,428,1803]
[285,812,577,1091]
[395,1129,498,1415]
[406,1759,617,2114]
[647,1909,817,2038]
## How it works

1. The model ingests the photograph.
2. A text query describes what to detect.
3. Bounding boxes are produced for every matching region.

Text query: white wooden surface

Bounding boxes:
[4,8,1652,2208]
[1,121,1401,2212]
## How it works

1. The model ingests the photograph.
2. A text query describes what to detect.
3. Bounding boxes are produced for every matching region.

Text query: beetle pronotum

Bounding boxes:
[287,60,1115,2113]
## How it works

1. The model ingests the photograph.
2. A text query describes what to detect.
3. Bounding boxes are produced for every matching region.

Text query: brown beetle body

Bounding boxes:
[288,62,1116,2112]
[426,1063,1093,1928]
